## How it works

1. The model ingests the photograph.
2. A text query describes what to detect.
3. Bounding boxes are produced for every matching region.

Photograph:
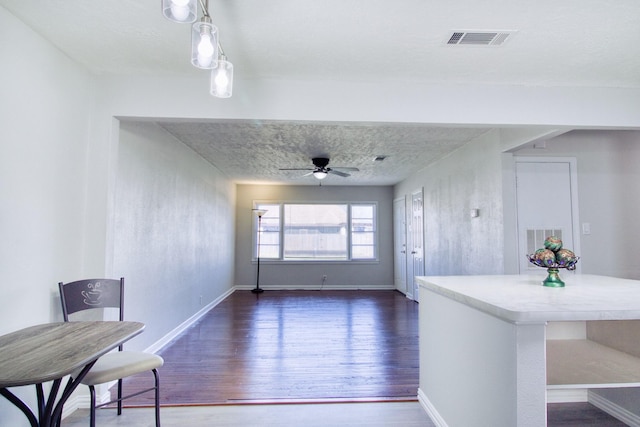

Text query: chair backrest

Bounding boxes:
[59,278,125,322]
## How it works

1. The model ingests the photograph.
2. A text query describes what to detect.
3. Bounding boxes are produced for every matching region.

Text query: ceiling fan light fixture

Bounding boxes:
[313,171,328,180]
[162,0,197,23]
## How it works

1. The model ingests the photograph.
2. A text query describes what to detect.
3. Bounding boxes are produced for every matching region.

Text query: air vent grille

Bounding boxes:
[447,31,514,46]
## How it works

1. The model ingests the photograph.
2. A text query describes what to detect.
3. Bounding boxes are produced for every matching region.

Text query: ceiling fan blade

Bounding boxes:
[279,168,314,171]
[302,171,314,177]
[332,167,360,172]
[328,169,350,177]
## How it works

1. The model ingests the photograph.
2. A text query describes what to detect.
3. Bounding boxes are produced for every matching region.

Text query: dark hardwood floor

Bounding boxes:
[121,290,419,405]
[116,290,629,425]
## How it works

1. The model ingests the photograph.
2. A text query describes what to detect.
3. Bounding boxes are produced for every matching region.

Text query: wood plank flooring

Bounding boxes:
[120,290,419,405]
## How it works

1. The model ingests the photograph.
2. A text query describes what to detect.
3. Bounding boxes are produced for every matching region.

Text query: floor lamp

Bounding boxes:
[252,209,268,293]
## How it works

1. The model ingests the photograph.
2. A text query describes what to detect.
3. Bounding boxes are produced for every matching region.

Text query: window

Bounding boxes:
[254,202,377,261]
[351,204,376,259]
[255,204,280,259]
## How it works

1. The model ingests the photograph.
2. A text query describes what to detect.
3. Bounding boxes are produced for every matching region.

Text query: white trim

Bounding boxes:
[60,387,111,420]
[546,388,587,403]
[144,287,235,354]
[417,388,448,427]
[589,390,640,427]
[252,201,379,263]
[233,284,395,291]
[61,395,83,419]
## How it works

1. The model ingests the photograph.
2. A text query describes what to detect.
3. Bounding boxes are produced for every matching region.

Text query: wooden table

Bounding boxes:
[416,274,640,427]
[0,321,144,427]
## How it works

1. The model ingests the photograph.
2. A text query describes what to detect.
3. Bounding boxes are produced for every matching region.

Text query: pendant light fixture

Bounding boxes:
[162,0,197,23]
[163,0,234,98]
[191,15,218,69]
[210,50,233,98]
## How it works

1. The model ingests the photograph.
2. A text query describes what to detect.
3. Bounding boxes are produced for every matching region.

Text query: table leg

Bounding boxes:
[50,361,96,426]
[0,387,39,427]
[0,360,96,427]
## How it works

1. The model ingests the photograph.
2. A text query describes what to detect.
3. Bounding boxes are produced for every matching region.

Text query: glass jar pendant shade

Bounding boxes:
[162,0,197,23]
[210,56,233,98]
[191,19,219,69]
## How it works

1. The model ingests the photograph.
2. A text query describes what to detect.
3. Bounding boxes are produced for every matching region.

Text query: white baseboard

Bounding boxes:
[61,395,83,419]
[589,390,640,427]
[233,284,396,291]
[547,388,588,403]
[61,387,111,419]
[417,388,448,427]
[144,287,235,354]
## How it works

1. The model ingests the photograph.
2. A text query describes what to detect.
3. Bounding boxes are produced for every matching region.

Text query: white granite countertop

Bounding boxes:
[417,274,640,324]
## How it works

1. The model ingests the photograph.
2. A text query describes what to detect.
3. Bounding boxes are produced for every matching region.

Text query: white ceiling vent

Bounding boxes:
[446,31,515,46]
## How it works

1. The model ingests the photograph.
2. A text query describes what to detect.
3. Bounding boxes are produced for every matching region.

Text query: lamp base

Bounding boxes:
[251,287,264,294]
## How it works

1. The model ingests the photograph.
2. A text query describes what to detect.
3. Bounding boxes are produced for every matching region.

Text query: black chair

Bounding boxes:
[58,278,163,427]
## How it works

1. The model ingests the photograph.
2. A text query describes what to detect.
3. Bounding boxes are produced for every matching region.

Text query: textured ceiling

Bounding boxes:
[3,0,639,185]
[157,120,492,185]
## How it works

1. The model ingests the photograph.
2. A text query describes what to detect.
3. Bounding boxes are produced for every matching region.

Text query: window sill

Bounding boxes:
[252,259,379,265]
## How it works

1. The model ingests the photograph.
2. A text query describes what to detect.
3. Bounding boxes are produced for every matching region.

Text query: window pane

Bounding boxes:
[352,245,375,259]
[284,204,348,260]
[351,204,376,259]
[256,204,280,259]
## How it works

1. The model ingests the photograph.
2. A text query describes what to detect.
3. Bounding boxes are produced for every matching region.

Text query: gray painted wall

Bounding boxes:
[235,184,394,289]
[394,130,506,276]
[114,121,236,350]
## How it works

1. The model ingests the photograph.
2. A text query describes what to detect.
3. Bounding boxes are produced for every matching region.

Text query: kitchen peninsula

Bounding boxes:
[417,274,640,427]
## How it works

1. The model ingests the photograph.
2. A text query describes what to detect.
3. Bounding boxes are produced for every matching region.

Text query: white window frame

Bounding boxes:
[253,201,378,263]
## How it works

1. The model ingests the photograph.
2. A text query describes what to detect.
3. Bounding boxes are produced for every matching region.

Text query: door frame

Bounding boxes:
[408,188,425,301]
[513,156,582,274]
[393,197,408,295]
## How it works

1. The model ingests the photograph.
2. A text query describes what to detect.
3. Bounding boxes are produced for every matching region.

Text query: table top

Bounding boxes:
[0,321,144,387]
[417,274,640,323]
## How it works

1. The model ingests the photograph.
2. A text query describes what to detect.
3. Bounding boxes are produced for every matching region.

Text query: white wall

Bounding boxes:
[235,185,394,289]
[0,6,95,426]
[114,121,235,350]
[394,130,506,275]
[513,130,640,280]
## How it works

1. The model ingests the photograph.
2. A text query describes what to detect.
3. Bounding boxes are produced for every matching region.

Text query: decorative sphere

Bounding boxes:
[535,249,557,267]
[555,249,577,267]
[544,236,563,252]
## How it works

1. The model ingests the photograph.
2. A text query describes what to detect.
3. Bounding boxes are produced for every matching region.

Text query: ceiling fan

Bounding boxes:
[280,157,359,180]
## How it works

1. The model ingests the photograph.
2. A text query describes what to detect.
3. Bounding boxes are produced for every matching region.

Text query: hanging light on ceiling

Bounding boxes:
[163,0,234,98]
[191,15,218,69]
[210,50,233,98]
[162,0,197,23]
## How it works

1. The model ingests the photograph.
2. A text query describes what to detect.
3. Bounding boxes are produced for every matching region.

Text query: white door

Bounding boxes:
[515,158,580,273]
[409,189,425,301]
[393,197,407,295]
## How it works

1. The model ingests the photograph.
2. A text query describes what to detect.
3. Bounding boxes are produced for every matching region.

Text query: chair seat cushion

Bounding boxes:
[79,351,164,386]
